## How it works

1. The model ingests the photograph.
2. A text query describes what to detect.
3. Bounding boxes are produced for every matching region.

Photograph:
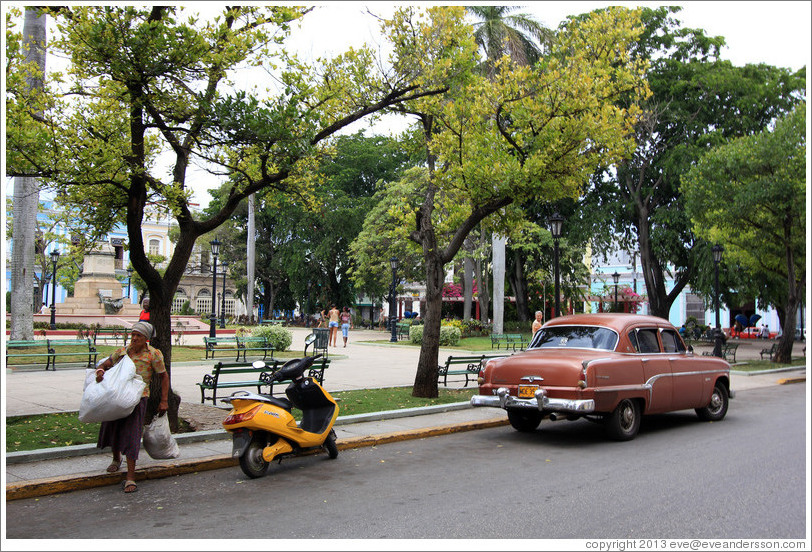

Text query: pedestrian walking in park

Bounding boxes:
[340,307,352,347]
[328,305,340,346]
[532,310,543,335]
[139,297,150,322]
[94,321,168,493]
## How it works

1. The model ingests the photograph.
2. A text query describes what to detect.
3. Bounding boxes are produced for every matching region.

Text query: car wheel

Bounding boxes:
[695,381,729,422]
[606,399,641,441]
[507,409,543,432]
[323,431,339,459]
[239,433,270,478]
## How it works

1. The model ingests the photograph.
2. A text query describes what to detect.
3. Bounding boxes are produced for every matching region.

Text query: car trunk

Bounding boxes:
[484,349,612,388]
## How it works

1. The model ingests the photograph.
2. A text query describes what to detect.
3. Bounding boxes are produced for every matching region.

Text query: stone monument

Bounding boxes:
[59,242,139,316]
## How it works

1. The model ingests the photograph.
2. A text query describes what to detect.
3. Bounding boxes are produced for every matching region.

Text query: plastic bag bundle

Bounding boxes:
[142,414,180,459]
[78,356,146,423]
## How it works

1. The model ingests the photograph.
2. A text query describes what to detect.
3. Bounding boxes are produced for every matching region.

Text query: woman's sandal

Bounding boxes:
[106,460,122,473]
[123,480,138,493]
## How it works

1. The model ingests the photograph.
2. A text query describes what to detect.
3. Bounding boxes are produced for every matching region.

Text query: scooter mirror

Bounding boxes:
[252,360,266,370]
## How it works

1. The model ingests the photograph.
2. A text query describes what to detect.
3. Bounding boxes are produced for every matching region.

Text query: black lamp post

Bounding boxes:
[209,239,220,338]
[712,244,725,358]
[42,272,50,307]
[219,261,228,328]
[389,256,398,343]
[49,250,60,330]
[126,268,133,299]
[549,213,564,318]
[612,271,620,311]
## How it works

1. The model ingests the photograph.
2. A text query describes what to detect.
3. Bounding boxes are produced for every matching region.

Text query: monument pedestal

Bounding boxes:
[59,243,130,316]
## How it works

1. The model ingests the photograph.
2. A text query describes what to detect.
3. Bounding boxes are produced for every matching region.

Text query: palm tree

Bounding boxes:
[464,6,553,332]
[10,8,47,340]
[468,5,553,78]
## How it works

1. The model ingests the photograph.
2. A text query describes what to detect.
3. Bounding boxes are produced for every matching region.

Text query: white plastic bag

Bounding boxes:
[142,414,180,459]
[78,355,146,423]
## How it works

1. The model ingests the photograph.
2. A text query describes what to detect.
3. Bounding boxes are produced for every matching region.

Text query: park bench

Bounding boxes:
[437,354,508,387]
[93,326,129,347]
[265,357,331,396]
[198,358,331,404]
[203,336,239,359]
[702,343,739,363]
[47,338,98,370]
[760,342,778,361]
[198,360,280,404]
[397,322,411,341]
[490,333,529,352]
[5,340,53,370]
[236,335,275,362]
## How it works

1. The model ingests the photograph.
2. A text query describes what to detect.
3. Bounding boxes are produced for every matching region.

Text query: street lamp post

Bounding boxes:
[42,272,50,307]
[612,271,620,311]
[219,261,228,328]
[49,250,60,330]
[209,239,220,338]
[712,244,725,358]
[126,268,133,299]
[389,257,398,343]
[549,213,564,318]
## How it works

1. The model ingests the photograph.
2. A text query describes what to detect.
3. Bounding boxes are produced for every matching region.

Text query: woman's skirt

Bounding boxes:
[97,397,148,459]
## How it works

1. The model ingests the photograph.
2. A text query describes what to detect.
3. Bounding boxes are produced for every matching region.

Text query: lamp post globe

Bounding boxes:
[549,213,564,318]
[389,257,398,343]
[49,250,60,330]
[209,239,220,338]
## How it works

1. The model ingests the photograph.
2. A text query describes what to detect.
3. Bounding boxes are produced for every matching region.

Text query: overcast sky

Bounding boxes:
[3,1,809,208]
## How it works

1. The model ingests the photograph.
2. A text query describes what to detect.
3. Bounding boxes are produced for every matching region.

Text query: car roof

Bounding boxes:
[543,313,674,334]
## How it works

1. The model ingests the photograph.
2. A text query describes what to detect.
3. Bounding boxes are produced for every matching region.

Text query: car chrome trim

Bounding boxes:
[471,391,595,413]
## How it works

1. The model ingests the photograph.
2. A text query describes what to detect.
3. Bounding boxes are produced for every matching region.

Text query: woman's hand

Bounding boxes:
[95,368,105,383]
[158,399,169,415]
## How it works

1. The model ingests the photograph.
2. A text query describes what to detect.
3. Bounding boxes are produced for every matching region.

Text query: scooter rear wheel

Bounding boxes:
[323,432,339,459]
[239,433,270,478]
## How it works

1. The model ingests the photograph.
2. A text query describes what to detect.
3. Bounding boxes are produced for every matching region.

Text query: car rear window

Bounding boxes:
[528,326,618,351]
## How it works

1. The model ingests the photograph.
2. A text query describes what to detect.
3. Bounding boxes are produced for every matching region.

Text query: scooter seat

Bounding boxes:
[258,395,293,411]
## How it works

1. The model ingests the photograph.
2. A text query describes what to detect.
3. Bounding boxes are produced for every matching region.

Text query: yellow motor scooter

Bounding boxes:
[221,355,339,478]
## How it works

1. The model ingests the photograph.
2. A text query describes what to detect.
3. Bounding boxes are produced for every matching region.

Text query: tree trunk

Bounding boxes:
[412,252,446,398]
[10,8,46,340]
[773,219,802,363]
[507,248,530,322]
[246,193,256,322]
[462,237,475,320]
[492,233,506,333]
[477,229,490,322]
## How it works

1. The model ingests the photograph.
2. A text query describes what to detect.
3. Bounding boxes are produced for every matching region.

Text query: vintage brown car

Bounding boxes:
[471,313,734,440]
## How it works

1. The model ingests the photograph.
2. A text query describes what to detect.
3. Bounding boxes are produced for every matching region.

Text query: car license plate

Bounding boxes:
[518,385,538,398]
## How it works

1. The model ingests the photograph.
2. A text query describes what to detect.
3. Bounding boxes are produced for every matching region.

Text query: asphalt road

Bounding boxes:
[4,384,806,541]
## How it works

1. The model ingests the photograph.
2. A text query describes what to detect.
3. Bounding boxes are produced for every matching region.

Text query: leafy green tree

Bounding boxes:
[570,6,806,320]
[375,7,649,397]
[682,104,806,363]
[5,6,475,424]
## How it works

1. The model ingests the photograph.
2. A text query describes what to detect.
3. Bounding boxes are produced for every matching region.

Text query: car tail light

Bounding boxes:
[578,367,587,389]
[223,405,261,425]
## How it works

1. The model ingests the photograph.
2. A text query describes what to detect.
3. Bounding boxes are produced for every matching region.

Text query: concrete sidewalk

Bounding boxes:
[4,328,807,500]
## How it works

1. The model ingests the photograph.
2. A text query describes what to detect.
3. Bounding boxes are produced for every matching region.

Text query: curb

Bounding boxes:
[5,401,475,465]
[5,416,509,501]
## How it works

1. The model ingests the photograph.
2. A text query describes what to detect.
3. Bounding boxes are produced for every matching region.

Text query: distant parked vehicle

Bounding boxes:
[471,313,734,441]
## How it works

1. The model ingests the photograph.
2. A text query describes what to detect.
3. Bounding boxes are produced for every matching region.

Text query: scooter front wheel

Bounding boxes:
[323,431,339,459]
[239,433,270,478]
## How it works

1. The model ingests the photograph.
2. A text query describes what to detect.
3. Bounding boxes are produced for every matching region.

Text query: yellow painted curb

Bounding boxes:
[6,417,509,501]
[776,376,806,385]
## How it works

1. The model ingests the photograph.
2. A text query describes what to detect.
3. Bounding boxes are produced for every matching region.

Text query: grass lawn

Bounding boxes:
[730,358,807,372]
[5,386,477,453]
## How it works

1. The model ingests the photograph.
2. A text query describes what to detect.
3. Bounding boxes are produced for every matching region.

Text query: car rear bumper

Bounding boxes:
[471,387,595,413]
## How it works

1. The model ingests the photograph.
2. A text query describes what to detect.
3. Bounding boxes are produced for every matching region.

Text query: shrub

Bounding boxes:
[409,324,461,346]
[250,324,292,352]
